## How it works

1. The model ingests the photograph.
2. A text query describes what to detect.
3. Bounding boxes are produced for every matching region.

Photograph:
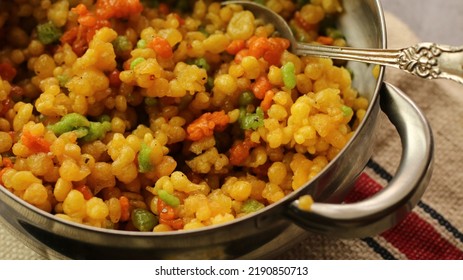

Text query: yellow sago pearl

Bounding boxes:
[227,10,255,40]
[63,190,87,219]
[298,195,314,211]
[23,183,48,206]
[86,197,110,220]
[262,183,285,204]
[241,56,261,80]
[54,178,73,202]
[268,162,288,185]
[214,74,238,95]
[9,171,42,191]
[0,131,13,153]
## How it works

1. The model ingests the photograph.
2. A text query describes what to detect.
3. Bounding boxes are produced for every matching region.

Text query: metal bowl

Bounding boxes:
[0,0,433,259]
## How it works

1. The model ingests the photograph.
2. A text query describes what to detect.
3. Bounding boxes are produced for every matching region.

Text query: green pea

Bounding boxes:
[158,189,180,207]
[136,39,147,49]
[341,105,353,117]
[98,114,111,123]
[241,199,265,214]
[238,90,255,107]
[192,57,210,72]
[144,97,158,106]
[206,76,214,91]
[325,27,345,39]
[281,62,297,90]
[131,208,158,232]
[36,21,62,45]
[138,142,153,173]
[239,107,265,130]
[112,35,133,54]
[57,74,70,88]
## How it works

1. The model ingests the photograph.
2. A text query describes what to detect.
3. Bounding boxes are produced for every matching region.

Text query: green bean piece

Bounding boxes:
[98,114,111,123]
[48,113,90,136]
[73,127,89,139]
[239,107,265,130]
[112,36,133,54]
[193,57,210,72]
[206,76,214,91]
[281,62,297,90]
[130,57,146,70]
[36,21,62,45]
[325,27,345,40]
[57,74,70,88]
[238,90,256,107]
[131,208,158,232]
[144,97,158,106]
[138,142,153,173]
[241,199,265,214]
[80,121,111,142]
[341,105,353,117]
[158,189,180,207]
[136,39,147,49]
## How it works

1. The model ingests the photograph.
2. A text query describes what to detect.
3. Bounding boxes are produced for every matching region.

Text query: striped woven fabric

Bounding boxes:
[352,162,463,260]
[280,154,463,260]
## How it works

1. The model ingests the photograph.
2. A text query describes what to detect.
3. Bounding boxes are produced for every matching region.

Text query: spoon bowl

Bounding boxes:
[223,0,463,85]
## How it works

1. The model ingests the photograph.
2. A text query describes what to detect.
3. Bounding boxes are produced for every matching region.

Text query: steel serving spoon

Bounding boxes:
[223,0,463,85]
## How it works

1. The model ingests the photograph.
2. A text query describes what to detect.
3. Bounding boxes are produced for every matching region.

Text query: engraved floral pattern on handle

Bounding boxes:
[398,43,442,79]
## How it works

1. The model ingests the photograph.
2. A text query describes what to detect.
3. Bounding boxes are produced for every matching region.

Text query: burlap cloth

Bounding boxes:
[1,12,462,260]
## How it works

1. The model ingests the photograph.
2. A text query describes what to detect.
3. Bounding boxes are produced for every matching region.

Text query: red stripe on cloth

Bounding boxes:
[346,172,463,260]
[344,173,382,203]
[381,213,463,260]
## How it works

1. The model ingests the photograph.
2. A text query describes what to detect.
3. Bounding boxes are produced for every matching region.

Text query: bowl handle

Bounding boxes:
[286,82,434,238]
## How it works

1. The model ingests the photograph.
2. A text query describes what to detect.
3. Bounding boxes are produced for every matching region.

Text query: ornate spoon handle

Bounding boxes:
[295,42,463,84]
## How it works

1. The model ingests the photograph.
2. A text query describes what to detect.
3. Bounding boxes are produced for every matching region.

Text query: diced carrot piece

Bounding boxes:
[119,196,130,222]
[260,90,275,112]
[250,76,273,99]
[20,130,51,153]
[148,37,173,59]
[75,185,94,200]
[160,217,183,230]
[234,49,250,64]
[229,137,258,166]
[294,11,316,31]
[226,39,246,55]
[95,0,144,20]
[186,111,230,141]
[248,36,268,58]
[0,98,13,115]
[2,157,14,168]
[316,36,334,45]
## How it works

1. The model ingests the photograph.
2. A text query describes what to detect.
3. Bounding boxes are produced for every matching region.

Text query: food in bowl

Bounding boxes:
[0,0,368,233]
